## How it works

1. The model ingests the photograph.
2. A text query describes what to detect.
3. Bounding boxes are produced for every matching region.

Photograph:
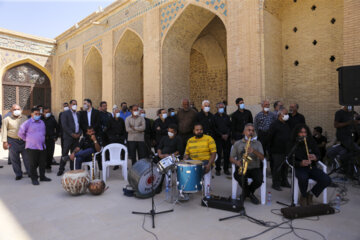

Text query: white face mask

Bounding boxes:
[239,103,245,109]
[45,113,51,118]
[204,107,210,113]
[13,110,21,117]
[71,105,77,111]
[83,104,89,110]
[282,114,289,121]
[64,107,69,111]
[168,131,174,137]
[218,108,224,114]
[115,112,120,118]
[347,106,353,111]
[133,111,139,116]
[162,113,168,119]
[140,113,146,118]
[39,109,43,114]
[264,107,270,112]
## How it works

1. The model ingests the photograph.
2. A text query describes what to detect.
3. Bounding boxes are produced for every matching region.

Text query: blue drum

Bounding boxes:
[177,160,203,193]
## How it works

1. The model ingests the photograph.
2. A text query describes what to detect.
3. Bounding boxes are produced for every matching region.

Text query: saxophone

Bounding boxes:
[238,136,253,175]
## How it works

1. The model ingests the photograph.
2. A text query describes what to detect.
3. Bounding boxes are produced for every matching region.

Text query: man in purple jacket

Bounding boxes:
[18,107,51,185]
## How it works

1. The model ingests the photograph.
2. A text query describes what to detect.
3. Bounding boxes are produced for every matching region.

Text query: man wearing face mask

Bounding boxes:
[58,102,69,152]
[334,105,360,178]
[99,101,112,134]
[288,103,306,131]
[157,124,182,159]
[154,108,171,149]
[106,107,126,144]
[120,102,131,121]
[167,108,178,125]
[18,107,51,185]
[41,107,60,173]
[1,104,29,180]
[177,99,198,154]
[80,98,100,134]
[231,98,253,142]
[254,100,276,157]
[125,105,146,165]
[213,102,232,175]
[268,108,291,191]
[58,100,82,176]
[196,100,215,138]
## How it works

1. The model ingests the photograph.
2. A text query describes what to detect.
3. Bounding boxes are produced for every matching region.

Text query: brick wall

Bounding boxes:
[84,47,102,108]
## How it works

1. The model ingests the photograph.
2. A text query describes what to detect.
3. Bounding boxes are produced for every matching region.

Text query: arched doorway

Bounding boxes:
[84,47,102,108]
[59,60,75,104]
[162,4,227,110]
[2,63,51,115]
[114,30,144,106]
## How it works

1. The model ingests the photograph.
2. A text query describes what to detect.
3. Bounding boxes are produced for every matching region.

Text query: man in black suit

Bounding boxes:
[57,100,82,176]
[80,99,100,134]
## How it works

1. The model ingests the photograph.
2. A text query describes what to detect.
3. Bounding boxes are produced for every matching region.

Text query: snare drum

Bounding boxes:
[176,160,203,193]
[157,155,176,173]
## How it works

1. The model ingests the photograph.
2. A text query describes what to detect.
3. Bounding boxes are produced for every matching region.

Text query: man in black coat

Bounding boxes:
[231,97,253,142]
[80,98,101,134]
[42,107,60,172]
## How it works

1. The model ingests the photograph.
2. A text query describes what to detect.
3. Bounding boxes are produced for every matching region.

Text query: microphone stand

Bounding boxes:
[132,150,173,228]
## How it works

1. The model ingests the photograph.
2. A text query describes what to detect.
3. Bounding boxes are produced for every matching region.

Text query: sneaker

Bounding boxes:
[40,176,52,182]
[15,176,22,181]
[249,193,260,205]
[215,170,221,176]
[32,179,40,185]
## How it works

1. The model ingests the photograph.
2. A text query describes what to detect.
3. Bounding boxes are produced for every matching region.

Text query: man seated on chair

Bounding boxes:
[68,126,103,170]
[230,123,264,205]
[157,124,183,159]
[291,124,331,207]
[183,123,216,197]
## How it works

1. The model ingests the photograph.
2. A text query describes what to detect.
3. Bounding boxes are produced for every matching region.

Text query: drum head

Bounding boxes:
[177,160,203,166]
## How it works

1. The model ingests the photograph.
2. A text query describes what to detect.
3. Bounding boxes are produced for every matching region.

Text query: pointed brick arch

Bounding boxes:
[59,59,75,104]
[84,47,102,108]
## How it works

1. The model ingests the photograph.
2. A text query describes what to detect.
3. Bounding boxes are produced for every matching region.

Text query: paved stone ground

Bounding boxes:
[0,144,360,240]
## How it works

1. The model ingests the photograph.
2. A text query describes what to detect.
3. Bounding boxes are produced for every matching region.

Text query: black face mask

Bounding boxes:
[195,133,203,139]
[122,107,127,111]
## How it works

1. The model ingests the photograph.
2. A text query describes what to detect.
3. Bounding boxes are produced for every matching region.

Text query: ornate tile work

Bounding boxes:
[113,18,144,48]
[83,39,102,58]
[0,33,55,56]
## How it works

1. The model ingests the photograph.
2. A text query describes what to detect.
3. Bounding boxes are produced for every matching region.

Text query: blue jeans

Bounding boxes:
[75,148,95,170]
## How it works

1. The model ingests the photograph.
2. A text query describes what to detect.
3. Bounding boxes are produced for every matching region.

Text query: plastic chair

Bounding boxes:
[231,158,267,205]
[101,143,128,183]
[73,150,102,180]
[288,161,328,205]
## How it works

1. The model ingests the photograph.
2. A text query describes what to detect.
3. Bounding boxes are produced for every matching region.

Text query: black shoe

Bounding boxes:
[224,170,231,175]
[40,176,52,182]
[15,176,23,181]
[215,170,221,176]
[57,170,64,176]
[8,161,12,165]
[113,166,119,170]
[51,161,59,166]
[249,193,260,205]
[46,168,52,173]
[32,179,40,185]
[281,181,291,188]
[23,172,28,175]
[272,185,282,191]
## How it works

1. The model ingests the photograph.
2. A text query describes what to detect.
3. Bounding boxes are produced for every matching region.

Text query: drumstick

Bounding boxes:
[303,137,312,169]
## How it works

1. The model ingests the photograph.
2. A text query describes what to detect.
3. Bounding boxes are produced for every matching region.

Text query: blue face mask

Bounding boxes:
[33,115,41,121]
[170,112,175,117]
[218,108,224,114]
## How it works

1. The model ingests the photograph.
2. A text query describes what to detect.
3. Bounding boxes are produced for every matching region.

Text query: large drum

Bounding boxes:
[62,170,90,195]
[128,159,162,198]
[177,160,203,193]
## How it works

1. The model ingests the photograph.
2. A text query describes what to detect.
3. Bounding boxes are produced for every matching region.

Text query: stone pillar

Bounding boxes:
[75,46,84,104]
[102,32,114,108]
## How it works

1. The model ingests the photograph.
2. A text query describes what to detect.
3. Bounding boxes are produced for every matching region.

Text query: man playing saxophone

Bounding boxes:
[230,123,264,205]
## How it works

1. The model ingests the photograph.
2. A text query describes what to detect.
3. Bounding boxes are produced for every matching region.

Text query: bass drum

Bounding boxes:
[128,158,162,198]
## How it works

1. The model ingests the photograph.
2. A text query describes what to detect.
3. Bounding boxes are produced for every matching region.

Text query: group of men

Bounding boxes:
[4,96,355,208]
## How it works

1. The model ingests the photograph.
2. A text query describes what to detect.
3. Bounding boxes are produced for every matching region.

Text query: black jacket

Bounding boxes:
[80,108,101,134]
[291,137,320,168]
[231,109,253,140]
[41,115,59,140]
[268,119,291,154]
[213,113,231,139]
[106,116,126,144]
[154,118,171,144]
[288,113,305,131]
[196,110,215,137]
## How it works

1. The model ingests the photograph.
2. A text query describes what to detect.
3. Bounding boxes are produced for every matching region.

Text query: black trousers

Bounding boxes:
[257,130,269,155]
[271,153,289,187]
[234,167,263,194]
[339,137,360,177]
[45,139,55,169]
[295,166,331,197]
[215,138,231,171]
[128,141,147,165]
[61,138,79,171]
[27,149,46,181]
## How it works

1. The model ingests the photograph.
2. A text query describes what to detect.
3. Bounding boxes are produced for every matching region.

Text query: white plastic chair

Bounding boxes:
[231,158,267,205]
[101,143,128,183]
[73,150,102,180]
[288,161,328,205]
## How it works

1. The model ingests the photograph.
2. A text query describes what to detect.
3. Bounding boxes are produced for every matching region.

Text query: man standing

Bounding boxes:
[1,104,29,180]
[213,102,232,176]
[107,107,126,145]
[254,100,276,155]
[230,123,264,205]
[99,101,112,134]
[42,107,59,173]
[59,102,69,153]
[196,100,215,138]
[268,108,291,191]
[80,99,100,134]
[120,102,131,121]
[18,107,51,185]
[288,103,306,131]
[140,109,154,155]
[231,98,253,142]
[177,99,197,153]
[167,108,178,125]
[125,105,146,165]
[58,100,82,176]
[273,101,283,115]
